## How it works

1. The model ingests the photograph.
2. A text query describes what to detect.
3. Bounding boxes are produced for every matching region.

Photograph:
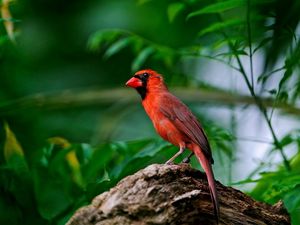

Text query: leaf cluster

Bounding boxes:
[0,123,178,224]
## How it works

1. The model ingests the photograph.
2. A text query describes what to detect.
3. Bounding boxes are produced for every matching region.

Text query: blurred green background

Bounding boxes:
[0,0,300,224]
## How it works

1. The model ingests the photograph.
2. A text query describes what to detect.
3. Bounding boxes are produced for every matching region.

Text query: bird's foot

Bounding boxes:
[181,157,190,163]
[165,160,175,165]
[181,152,194,164]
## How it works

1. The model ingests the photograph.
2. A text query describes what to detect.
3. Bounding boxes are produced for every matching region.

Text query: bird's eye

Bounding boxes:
[142,73,149,78]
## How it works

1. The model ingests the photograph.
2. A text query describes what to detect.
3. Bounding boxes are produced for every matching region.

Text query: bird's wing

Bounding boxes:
[159,93,213,162]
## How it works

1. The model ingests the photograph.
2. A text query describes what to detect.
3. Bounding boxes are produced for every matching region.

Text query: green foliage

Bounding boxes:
[234,130,300,224]
[1,0,300,224]
[167,2,186,23]
[249,151,300,224]
[88,29,178,71]
[198,18,243,37]
[0,124,178,224]
[187,0,246,20]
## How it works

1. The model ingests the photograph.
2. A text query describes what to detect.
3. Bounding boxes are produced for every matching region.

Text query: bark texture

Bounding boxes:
[67,164,290,225]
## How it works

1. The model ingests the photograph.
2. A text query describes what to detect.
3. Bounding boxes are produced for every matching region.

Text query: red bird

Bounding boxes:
[126,69,220,221]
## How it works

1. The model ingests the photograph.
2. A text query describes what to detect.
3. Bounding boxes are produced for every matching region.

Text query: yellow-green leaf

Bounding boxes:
[48,136,83,187]
[48,136,71,148]
[0,0,16,43]
[4,122,25,163]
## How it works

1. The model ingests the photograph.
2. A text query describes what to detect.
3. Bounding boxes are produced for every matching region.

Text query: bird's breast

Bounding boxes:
[142,98,184,147]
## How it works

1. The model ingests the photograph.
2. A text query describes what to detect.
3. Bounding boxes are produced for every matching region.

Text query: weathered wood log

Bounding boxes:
[67,164,290,225]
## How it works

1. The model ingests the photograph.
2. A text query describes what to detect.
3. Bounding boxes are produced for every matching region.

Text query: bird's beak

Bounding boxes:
[126,77,143,88]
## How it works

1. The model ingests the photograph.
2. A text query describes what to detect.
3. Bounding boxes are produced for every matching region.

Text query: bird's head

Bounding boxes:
[126,69,165,99]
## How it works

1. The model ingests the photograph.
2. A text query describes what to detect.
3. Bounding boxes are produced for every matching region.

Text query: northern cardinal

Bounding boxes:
[126,69,220,221]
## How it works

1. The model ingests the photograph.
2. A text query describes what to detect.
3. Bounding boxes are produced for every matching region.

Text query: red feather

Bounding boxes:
[158,92,213,163]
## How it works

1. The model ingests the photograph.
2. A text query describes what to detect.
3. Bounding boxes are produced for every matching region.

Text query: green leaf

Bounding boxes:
[257,73,268,84]
[285,43,300,68]
[278,91,288,102]
[167,2,185,23]
[278,69,293,91]
[250,170,300,203]
[198,18,243,36]
[81,143,114,184]
[187,0,246,20]
[131,47,155,72]
[103,37,132,59]
[132,140,170,159]
[131,36,144,52]
[110,140,170,179]
[95,169,110,184]
[253,37,272,53]
[230,178,259,185]
[3,122,28,170]
[257,67,286,84]
[0,167,35,215]
[215,50,248,57]
[279,134,294,148]
[290,149,300,172]
[284,185,300,212]
[268,89,277,95]
[33,167,73,220]
[3,122,24,161]
[87,30,122,51]
[154,46,177,67]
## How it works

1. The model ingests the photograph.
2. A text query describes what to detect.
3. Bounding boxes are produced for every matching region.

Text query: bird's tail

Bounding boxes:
[193,145,220,223]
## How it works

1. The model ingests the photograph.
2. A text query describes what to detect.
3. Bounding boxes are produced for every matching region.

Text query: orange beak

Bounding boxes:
[126,77,143,88]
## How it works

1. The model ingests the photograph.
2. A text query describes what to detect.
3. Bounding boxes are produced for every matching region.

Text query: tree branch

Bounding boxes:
[1,88,300,115]
[67,164,290,225]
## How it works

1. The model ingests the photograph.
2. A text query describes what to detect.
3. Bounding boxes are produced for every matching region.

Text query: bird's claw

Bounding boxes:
[182,157,190,163]
[165,160,174,165]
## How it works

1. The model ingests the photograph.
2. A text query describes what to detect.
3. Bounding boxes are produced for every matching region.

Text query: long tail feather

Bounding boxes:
[193,145,220,222]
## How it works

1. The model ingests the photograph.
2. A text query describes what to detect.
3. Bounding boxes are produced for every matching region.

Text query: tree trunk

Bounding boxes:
[67,164,290,225]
